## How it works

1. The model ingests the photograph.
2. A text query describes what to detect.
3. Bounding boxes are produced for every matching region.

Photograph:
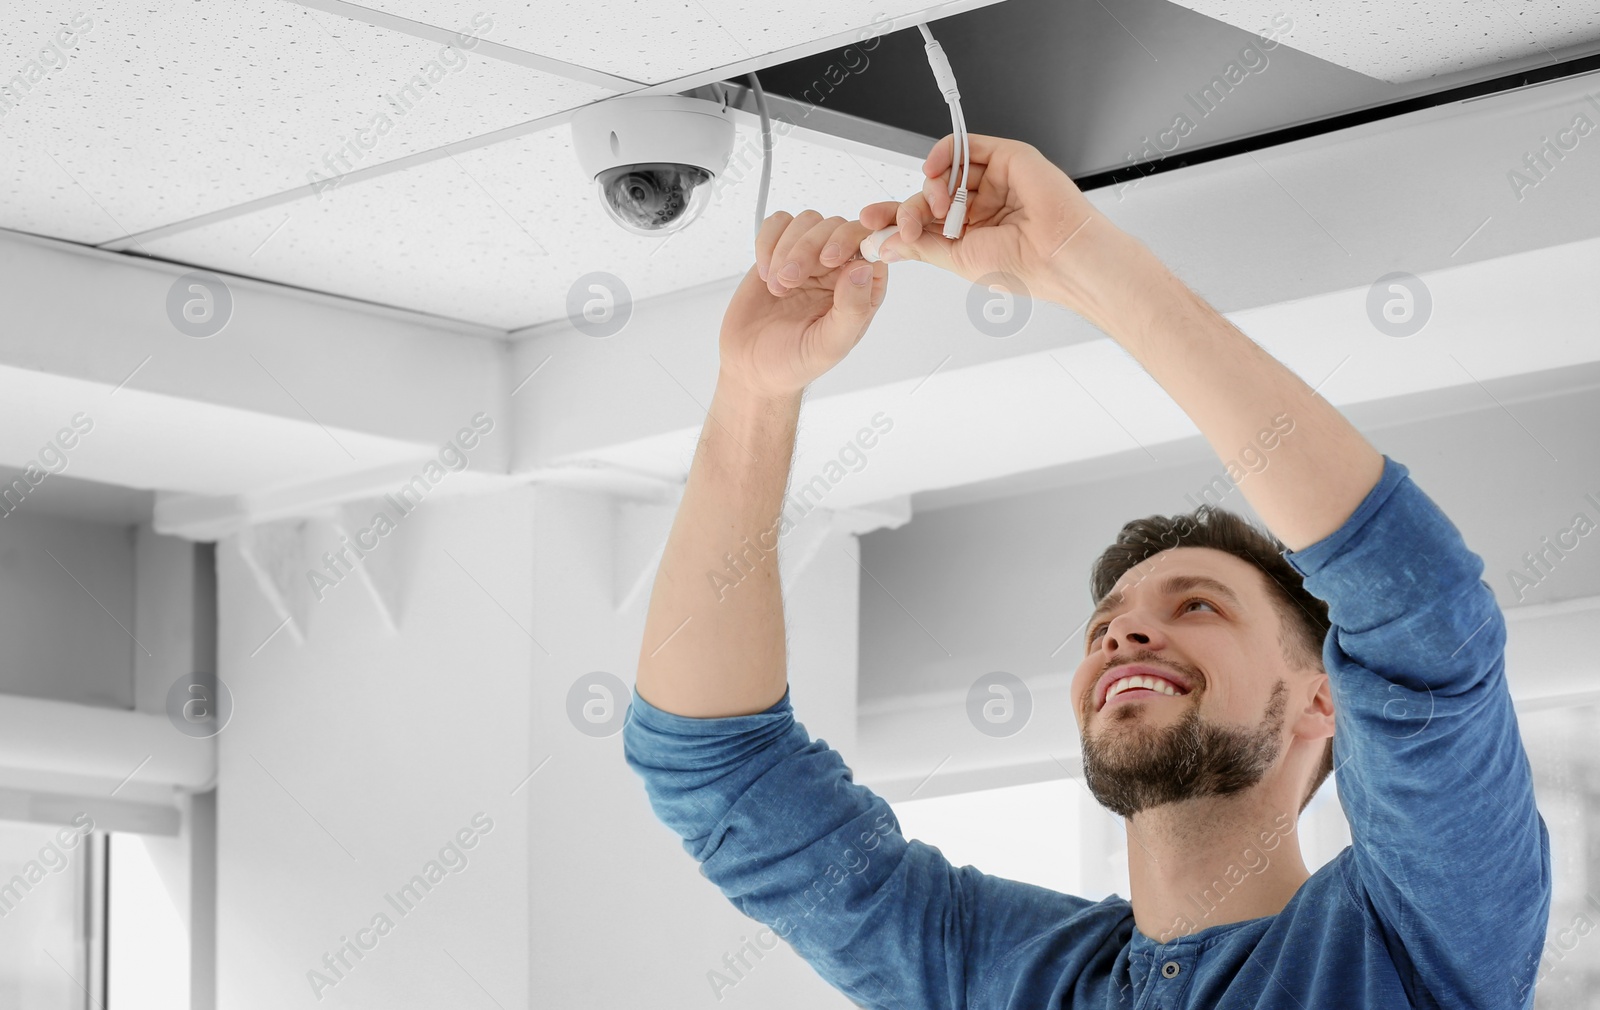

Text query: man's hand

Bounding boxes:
[720,211,888,399]
[859,133,1129,314]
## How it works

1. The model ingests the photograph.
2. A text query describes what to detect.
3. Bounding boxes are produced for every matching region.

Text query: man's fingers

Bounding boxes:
[772,215,851,291]
[927,151,991,216]
[895,193,935,243]
[860,194,938,240]
[821,218,873,267]
[923,132,956,178]
[754,211,794,281]
[923,131,1010,177]
[923,173,951,219]
[818,259,887,357]
[859,201,901,230]
[767,210,825,294]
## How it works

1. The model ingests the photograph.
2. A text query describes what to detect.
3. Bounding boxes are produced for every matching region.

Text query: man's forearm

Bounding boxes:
[1053,230,1384,552]
[634,371,800,719]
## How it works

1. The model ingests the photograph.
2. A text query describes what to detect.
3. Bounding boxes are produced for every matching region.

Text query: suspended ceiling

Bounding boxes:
[4,0,1599,331]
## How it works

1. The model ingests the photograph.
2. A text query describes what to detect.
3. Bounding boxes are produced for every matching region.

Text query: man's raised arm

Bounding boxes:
[634,212,887,719]
[633,376,799,719]
[863,133,1551,1007]
[864,134,1384,547]
[1041,232,1385,549]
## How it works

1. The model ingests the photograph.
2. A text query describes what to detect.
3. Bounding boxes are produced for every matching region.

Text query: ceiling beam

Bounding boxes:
[6,64,1595,541]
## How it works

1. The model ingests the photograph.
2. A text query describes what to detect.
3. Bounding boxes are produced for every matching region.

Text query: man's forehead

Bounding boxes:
[1114,545,1236,583]
[1096,548,1259,615]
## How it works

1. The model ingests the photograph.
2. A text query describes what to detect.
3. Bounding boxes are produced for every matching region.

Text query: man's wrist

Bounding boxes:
[715,369,804,418]
[1038,227,1183,341]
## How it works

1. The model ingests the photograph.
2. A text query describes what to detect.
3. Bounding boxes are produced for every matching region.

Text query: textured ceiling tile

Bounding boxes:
[695,0,947,57]
[0,1,612,243]
[1171,1,1600,83]
[362,0,946,85]
[366,0,749,84]
[139,120,924,330]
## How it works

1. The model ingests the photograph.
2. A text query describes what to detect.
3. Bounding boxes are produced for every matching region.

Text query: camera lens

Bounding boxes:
[597,163,713,235]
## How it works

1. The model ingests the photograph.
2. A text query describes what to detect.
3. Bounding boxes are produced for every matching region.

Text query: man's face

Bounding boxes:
[1069,546,1300,818]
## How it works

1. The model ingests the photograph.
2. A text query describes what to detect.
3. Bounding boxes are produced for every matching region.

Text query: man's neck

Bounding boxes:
[1123,792,1311,944]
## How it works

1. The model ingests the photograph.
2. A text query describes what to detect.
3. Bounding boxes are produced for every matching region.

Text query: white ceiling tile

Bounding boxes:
[695,0,948,60]
[360,0,747,84]
[138,120,924,329]
[357,0,944,85]
[1171,1,1600,83]
[0,1,612,243]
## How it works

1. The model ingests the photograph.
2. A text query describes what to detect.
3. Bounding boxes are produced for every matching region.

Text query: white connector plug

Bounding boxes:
[856,23,971,258]
[860,225,899,263]
[859,194,967,261]
[918,23,970,240]
[943,187,968,240]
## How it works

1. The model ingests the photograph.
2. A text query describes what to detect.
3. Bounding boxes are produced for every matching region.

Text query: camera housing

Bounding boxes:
[570,95,735,236]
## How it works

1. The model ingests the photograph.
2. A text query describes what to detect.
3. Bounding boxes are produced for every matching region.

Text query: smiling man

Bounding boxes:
[1073,515,1335,947]
[622,132,1552,1008]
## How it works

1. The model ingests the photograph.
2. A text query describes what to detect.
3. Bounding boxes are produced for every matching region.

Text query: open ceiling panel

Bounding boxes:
[1171,0,1600,82]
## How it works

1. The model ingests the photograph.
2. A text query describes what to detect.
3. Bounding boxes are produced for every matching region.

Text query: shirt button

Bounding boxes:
[1161,960,1181,979]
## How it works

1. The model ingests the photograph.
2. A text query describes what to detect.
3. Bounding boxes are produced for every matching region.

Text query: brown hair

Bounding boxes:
[1089,504,1334,814]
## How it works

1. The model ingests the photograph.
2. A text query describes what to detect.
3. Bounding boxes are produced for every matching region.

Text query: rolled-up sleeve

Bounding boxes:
[621,685,1099,1009]
[1283,455,1552,1009]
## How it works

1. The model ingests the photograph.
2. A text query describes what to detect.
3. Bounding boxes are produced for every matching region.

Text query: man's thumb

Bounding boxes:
[834,260,877,316]
[815,259,878,357]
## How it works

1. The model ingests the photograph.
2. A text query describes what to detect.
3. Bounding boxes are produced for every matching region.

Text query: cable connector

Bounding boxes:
[943,187,968,240]
[923,40,961,101]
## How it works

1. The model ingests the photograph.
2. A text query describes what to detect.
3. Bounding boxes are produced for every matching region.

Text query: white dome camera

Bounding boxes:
[571,94,736,236]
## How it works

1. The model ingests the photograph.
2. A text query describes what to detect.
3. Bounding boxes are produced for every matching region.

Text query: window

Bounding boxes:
[0,819,105,1009]
[107,832,189,1007]
[1521,701,1600,1009]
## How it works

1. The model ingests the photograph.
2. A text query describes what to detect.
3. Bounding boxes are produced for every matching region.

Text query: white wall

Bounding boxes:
[534,483,864,1008]
[215,489,533,1009]
[207,474,868,1008]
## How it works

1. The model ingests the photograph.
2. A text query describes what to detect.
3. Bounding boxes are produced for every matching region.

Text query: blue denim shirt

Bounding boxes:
[622,456,1552,1009]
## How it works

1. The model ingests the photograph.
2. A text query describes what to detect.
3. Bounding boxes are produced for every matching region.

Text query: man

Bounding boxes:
[622,132,1551,1008]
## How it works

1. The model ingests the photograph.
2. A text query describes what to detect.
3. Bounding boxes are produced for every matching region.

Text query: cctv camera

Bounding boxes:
[571,95,736,236]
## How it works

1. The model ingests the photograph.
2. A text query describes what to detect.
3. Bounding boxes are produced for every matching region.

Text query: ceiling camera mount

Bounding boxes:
[571,21,966,247]
[570,94,736,236]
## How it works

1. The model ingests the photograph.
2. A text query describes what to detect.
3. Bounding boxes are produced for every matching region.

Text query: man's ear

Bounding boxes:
[1295,672,1335,743]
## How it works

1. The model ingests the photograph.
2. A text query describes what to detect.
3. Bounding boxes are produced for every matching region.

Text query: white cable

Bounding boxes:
[916,23,970,239]
[745,72,772,243]
[860,22,972,260]
[953,102,970,192]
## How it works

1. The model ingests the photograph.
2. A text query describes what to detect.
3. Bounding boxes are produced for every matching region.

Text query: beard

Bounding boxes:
[1081,677,1288,818]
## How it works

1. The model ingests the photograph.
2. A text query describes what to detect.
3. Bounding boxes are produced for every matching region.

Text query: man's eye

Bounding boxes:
[1085,598,1217,647]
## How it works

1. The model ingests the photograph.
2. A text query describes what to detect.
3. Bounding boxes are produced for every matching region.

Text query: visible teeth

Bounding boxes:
[1106,675,1183,702]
